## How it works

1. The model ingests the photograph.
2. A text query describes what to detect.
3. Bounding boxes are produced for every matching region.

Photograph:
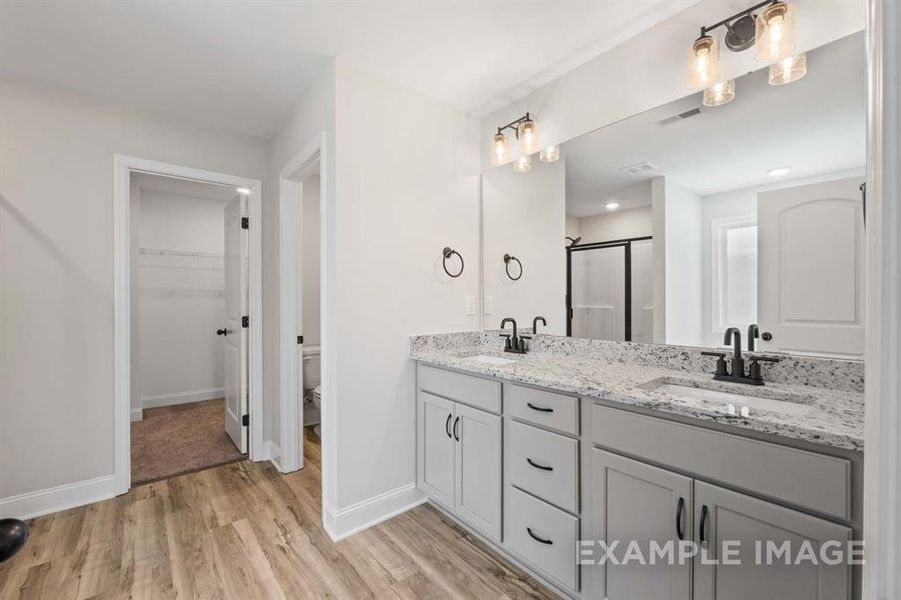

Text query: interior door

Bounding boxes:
[455,402,502,542]
[571,245,626,341]
[591,449,692,600]
[693,481,851,600]
[757,177,865,357]
[420,392,456,509]
[223,194,248,453]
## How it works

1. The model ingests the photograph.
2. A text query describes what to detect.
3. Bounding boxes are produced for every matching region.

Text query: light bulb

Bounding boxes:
[539,145,559,162]
[703,80,736,107]
[513,154,532,173]
[769,53,807,85]
[517,118,540,155]
[605,202,620,210]
[686,36,719,89]
[755,2,795,63]
[491,131,509,166]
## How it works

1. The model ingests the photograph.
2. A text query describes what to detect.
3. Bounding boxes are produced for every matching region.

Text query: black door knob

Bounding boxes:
[216,329,228,336]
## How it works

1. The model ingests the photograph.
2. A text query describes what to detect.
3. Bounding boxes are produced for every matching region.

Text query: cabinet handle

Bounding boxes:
[526,402,554,413]
[676,496,685,541]
[453,416,460,441]
[526,458,553,472]
[699,504,709,547]
[526,527,553,545]
[445,413,452,438]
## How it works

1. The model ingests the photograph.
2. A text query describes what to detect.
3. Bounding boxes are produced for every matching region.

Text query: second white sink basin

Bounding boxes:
[465,354,519,366]
[652,382,812,417]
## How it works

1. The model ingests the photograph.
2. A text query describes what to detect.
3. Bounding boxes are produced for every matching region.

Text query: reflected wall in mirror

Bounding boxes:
[482,32,865,359]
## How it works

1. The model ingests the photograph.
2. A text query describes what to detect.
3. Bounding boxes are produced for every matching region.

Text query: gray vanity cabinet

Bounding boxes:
[454,403,502,541]
[693,481,852,600]
[591,449,693,600]
[420,391,456,508]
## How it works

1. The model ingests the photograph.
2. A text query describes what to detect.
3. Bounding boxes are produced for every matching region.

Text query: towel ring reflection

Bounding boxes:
[504,254,522,281]
[442,247,464,278]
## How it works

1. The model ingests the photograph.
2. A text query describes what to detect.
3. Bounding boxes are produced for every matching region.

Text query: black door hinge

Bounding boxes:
[241,217,249,230]
[297,335,304,344]
[242,414,249,427]
[242,315,249,328]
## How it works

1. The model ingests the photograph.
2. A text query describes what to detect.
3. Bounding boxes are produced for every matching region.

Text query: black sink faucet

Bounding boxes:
[500,318,527,354]
[724,327,744,378]
[702,326,781,386]
[533,316,547,335]
[747,324,760,351]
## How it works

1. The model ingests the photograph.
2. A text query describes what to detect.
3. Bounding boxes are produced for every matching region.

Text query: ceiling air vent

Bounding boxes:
[655,107,703,127]
[620,161,658,176]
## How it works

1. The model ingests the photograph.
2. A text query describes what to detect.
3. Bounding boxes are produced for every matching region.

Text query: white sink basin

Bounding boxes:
[465,354,519,366]
[652,382,812,417]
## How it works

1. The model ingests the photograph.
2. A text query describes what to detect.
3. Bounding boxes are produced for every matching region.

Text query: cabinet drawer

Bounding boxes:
[418,364,501,414]
[591,404,851,520]
[508,420,579,513]
[505,486,579,592]
[506,384,578,435]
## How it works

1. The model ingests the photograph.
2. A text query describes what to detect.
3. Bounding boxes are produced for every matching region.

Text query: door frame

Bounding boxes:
[566,235,652,339]
[112,155,263,495]
[278,132,328,475]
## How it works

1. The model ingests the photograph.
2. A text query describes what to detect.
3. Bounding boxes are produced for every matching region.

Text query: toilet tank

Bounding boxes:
[302,345,321,390]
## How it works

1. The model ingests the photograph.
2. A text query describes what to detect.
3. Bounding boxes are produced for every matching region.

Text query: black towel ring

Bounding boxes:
[504,254,522,281]
[442,247,464,278]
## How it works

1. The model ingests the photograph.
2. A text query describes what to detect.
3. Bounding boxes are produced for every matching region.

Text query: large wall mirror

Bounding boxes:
[482,32,865,359]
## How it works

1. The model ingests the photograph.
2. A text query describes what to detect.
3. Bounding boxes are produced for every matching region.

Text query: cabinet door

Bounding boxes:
[420,392,456,509]
[455,403,502,541]
[590,449,692,600]
[694,481,852,600]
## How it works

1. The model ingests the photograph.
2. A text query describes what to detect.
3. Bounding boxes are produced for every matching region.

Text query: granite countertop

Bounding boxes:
[410,337,865,453]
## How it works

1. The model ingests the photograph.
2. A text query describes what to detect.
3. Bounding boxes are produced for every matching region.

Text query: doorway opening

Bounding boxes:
[113,156,263,494]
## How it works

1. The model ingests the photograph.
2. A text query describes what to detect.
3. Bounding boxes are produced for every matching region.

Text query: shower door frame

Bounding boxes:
[565,235,652,340]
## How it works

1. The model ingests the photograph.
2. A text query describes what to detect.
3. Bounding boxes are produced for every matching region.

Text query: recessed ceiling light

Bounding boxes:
[605,202,620,210]
[767,167,791,177]
[236,187,251,195]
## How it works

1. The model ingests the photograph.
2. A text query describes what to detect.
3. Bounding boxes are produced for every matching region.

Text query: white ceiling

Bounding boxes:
[0,0,693,137]
[563,32,866,218]
[134,173,238,203]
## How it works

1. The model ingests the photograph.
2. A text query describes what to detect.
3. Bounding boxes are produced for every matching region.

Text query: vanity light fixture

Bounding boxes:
[703,79,736,107]
[540,145,560,163]
[767,166,791,176]
[491,112,540,166]
[687,35,719,89]
[769,52,807,85]
[755,1,795,63]
[513,154,532,173]
[605,202,620,210]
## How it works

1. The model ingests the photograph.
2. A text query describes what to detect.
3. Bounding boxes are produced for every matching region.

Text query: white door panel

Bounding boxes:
[758,177,864,357]
[224,195,248,452]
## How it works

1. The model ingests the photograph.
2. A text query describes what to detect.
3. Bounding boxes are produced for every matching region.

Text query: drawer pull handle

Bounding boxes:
[526,527,553,545]
[699,504,709,547]
[676,496,685,541]
[526,458,554,472]
[445,414,452,438]
[453,416,460,441]
[526,402,554,413]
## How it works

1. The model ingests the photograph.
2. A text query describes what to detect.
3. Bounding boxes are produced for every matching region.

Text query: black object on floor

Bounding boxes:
[0,518,28,563]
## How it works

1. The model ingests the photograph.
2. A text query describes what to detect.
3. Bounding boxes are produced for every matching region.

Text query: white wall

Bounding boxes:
[0,76,268,507]
[578,205,652,244]
[302,175,321,349]
[136,191,226,410]
[483,158,566,333]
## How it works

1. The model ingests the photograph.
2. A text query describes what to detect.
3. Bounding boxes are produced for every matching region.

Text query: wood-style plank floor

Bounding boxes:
[0,428,555,599]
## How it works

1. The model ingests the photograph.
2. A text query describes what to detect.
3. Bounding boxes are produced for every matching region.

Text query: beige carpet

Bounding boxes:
[131,398,246,485]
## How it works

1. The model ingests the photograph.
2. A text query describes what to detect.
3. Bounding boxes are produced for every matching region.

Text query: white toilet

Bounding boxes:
[302,346,322,438]
[312,385,322,438]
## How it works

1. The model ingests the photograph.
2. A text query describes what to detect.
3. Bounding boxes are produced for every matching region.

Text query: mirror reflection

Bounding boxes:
[482,32,865,358]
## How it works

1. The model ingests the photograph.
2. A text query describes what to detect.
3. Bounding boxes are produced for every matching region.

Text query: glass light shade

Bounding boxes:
[491,132,509,165]
[517,118,540,155]
[703,80,736,107]
[755,2,795,63]
[513,154,532,173]
[539,145,560,162]
[769,52,807,85]
[686,36,719,89]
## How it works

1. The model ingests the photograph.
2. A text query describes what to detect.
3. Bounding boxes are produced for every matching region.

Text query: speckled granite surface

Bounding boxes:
[409,332,865,452]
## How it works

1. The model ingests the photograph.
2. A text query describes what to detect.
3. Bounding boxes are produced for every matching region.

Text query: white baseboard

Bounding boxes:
[141,387,225,410]
[323,483,425,542]
[130,408,143,422]
[0,474,118,521]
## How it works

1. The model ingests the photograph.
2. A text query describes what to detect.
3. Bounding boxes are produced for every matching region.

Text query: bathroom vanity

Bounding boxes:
[411,333,863,600]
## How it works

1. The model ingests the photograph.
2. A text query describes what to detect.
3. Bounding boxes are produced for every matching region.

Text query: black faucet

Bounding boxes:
[500,318,527,354]
[702,326,781,386]
[747,324,760,351]
[533,316,547,335]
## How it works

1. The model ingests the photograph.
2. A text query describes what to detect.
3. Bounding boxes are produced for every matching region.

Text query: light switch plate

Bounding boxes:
[465,295,476,315]
[483,295,493,315]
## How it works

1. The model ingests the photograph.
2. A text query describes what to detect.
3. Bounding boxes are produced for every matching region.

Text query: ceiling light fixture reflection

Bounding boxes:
[767,166,791,177]
[769,52,807,85]
[605,202,620,210]
[703,80,735,107]
[540,145,560,162]
[491,131,509,165]
[513,154,532,173]
[236,187,251,195]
